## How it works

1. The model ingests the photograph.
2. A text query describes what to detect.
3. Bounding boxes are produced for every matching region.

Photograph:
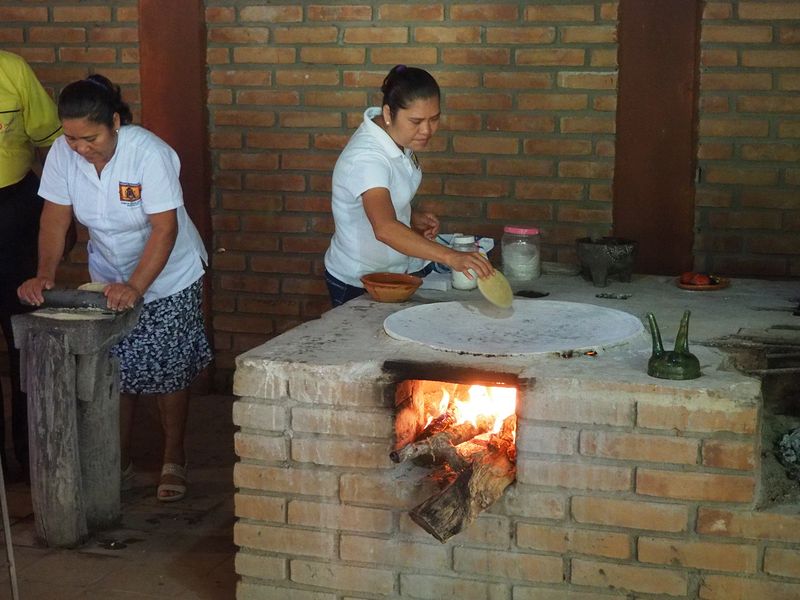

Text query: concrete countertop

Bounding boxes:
[235,274,799,402]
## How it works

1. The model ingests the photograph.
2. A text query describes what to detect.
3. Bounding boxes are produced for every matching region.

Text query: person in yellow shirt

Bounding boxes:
[0,50,62,478]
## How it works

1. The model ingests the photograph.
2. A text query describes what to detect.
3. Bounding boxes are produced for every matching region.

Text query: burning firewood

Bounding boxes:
[392,381,518,542]
[389,415,494,466]
[409,421,516,542]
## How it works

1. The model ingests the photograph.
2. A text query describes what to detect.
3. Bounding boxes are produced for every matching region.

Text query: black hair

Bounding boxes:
[381,65,440,120]
[57,74,133,127]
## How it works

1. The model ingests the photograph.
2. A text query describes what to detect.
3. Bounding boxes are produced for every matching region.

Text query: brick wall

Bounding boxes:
[205,1,620,385]
[0,1,138,370]
[695,1,800,277]
[1,2,798,392]
[232,361,800,599]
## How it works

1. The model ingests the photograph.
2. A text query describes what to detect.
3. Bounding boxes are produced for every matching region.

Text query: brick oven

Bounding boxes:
[232,274,800,600]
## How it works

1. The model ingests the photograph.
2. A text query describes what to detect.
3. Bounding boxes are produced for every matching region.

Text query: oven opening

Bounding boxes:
[392,378,518,542]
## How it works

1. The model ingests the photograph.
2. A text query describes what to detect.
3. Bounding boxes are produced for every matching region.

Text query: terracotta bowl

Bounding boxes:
[360,272,422,303]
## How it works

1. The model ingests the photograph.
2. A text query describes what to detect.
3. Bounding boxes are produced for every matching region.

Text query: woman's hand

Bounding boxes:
[411,210,440,240]
[104,282,142,312]
[17,277,55,306]
[446,250,494,280]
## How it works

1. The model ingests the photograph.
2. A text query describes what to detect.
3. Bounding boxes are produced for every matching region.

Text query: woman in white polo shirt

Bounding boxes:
[324,65,493,306]
[17,74,210,502]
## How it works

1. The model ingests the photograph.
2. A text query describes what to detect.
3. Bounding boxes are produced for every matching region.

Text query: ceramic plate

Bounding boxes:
[676,277,730,291]
[477,270,513,308]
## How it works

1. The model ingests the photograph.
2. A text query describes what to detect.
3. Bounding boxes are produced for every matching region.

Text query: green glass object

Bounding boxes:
[646,310,701,380]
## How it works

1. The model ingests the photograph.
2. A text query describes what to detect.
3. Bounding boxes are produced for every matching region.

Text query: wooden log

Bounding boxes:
[409,436,516,543]
[390,417,493,465]
[76,352,121,531]
[24,329,88,548]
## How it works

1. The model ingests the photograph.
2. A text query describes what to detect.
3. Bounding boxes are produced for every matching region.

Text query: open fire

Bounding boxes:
[392,380,518,542]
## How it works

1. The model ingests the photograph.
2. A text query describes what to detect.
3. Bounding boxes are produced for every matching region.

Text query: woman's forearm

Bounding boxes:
[127,210,178,295]
[36,201,73,280]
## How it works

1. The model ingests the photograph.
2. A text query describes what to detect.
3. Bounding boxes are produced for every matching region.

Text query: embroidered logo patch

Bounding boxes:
[119,182,142,203]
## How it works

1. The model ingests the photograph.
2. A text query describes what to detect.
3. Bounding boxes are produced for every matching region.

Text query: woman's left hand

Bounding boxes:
[104,282,141,311]
[411,210,440,240]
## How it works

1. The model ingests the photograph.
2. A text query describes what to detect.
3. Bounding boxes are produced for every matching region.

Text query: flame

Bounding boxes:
[451,385,516,434]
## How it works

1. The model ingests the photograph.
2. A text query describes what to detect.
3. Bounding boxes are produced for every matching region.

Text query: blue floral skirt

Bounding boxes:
[111,278,213,395]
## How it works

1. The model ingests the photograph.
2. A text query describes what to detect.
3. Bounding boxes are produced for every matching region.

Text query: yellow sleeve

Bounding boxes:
[18,58,61,147]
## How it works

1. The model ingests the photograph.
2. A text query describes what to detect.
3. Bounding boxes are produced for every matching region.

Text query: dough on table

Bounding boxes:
[77,282,108,292]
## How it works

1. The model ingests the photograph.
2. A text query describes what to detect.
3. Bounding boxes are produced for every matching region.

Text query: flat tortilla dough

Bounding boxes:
[32,308,114,320]
[477,270,514,308]
[77,282,108,292]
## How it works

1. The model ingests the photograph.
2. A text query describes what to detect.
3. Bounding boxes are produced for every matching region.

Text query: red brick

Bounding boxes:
[485,114,555,132]
[304,90,365,108]
[289,501,392,534]
[274,26,338,44]
[486,203,553,223]
[234,463,338,496]
[300,47,364,64]
[205,7,235,23]
[707,210,782,229]
[28,27,87,43]
[638,536,757,572]
[442,47,511,65]
[559,72,618,90]
[704,2,732,19]
[560,116,615,134]
[341,535,449,569]
[702,73,774,91]
[443,179,509,198]
[558,161,613,179]
[742,143,800,162]
[743,50,800,68]
[764,547,800,578]
[234,493,285,522]
[239,5,302,22]
[561,26,617,43]
[291,556,395,591]
[739,95,800,113]
[453,136,518,154]
[371,47,438,65]
[214,314,273,334]
[208,27,269,44]
[237,90,300,106]
[526,5,595,21]
[591,48,618,67]
[580,431,698,464]
[517,523,630,559]
[519,93,588,110]
[571,558,687,596]
[378,4,444,21]
[233,47,296,64]
[572,496,688,532]
[636,403,757,434]
[702,49,739,67]
[344,26,408,44]
[219,273,279,294]
[701,440,756,471]
[518,459,631,492]
[235,432,287,461]
[487,159,555,178]
[557,207,612,223]
[53,6,111,22]
[517,49,585,67]
[0,7,47,21]
[89,27,138,43]
[451,4,518,20]
[235,553,286,581]
[235,522,333,557]
[453,547,563,583]
[485,27,555,44]
[699,118,769,137]
[484,72,552,89]
[448,93,514,111]
[702,24,773,43]
[308,5,372,21]
[525,139,592,156]
[699,575,800,600]
[636,469,754,502]
[399,574,498,600]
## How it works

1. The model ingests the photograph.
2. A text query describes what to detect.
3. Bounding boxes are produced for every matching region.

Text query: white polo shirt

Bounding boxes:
[324,107,425,287]
[39,125,207,303]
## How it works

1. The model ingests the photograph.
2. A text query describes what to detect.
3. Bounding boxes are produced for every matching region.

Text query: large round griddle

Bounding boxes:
[383,299,645,356]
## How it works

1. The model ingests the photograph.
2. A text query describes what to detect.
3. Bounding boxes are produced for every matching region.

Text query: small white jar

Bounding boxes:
[451,235,479,290]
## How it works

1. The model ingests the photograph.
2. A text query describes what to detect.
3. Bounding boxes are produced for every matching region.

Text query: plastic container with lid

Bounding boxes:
[450,234,479,290]
[502,226,541,281]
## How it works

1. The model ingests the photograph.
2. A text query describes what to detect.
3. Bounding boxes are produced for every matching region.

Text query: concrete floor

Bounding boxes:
[0,386,237,599]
